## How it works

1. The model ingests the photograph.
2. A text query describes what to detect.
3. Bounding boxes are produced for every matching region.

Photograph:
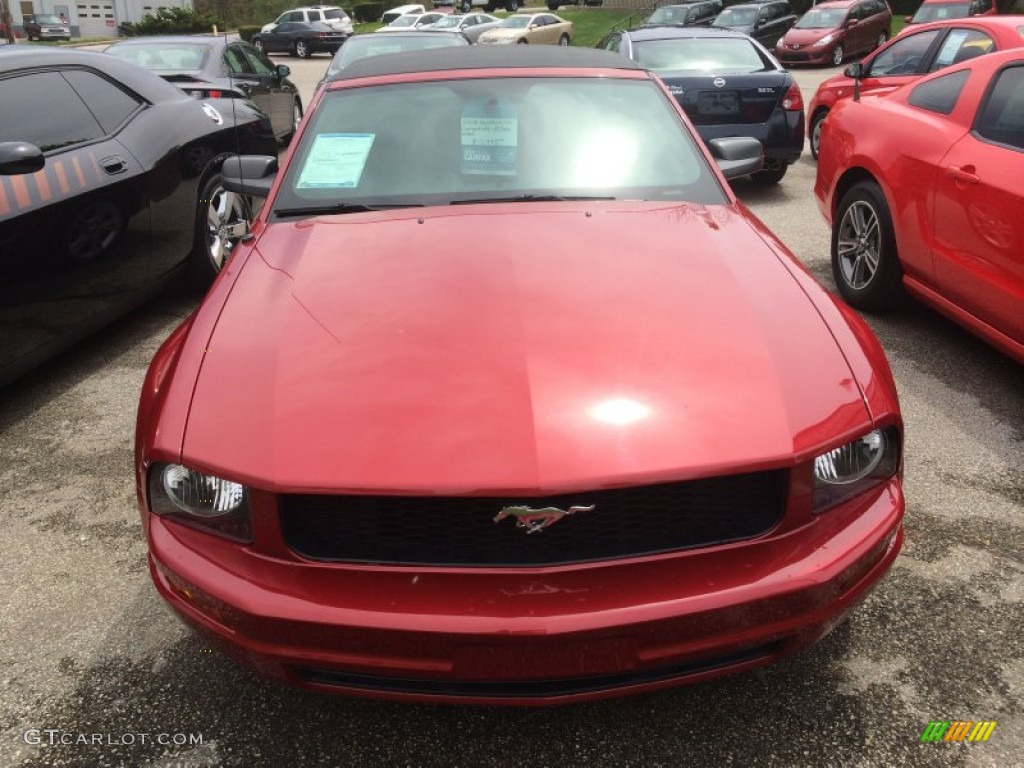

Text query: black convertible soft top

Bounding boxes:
[334,45,643,82]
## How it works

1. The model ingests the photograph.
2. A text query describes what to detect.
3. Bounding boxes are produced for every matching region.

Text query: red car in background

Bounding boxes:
[775,0,892,67]
[816,49,1024,364]
[808,16,1024,158]
[137,47,905,705]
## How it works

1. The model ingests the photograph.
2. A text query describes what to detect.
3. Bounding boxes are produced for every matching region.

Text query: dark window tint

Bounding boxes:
[241,42,276,75]
[869,29,940,76]
[908,69,969,114]
[0,71,104,150]
[224,45,254,74]
[975,65,1024,149]
[62,70,141,134]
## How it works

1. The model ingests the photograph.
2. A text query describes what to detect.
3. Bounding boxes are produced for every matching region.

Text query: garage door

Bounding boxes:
[75,2,115,37]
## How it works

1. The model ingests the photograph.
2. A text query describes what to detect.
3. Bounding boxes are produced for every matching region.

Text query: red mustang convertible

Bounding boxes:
[816,48,1024,364]
[136,48,904,705]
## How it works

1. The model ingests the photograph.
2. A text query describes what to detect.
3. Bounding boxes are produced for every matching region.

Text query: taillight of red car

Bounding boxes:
[782,83,804,111]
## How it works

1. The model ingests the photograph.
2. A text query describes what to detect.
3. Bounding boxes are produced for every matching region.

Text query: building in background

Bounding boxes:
[7,0,193,39]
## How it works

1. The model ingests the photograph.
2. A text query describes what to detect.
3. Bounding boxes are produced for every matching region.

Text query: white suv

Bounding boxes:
[261,5,354,35]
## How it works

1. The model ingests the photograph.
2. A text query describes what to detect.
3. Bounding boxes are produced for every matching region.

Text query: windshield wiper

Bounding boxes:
[449,194,616,205]
[274,202,425,218]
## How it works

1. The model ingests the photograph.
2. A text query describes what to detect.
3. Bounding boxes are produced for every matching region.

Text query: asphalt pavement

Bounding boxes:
[0,52,1020,768]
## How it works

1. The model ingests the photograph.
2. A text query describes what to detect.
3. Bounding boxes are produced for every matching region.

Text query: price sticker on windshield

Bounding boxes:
[461,99,517,176]
[296,133,375,189]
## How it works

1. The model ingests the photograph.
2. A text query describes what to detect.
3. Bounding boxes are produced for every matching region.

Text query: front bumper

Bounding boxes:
[776,46,837,66]
[148,479,902,705]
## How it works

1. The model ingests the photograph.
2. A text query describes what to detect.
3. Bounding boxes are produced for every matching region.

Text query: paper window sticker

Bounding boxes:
[460,98,518,176]
[296,133,376,189]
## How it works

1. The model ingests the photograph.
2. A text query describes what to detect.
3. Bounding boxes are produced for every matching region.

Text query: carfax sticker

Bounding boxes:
[296,133,375,188]
[461,99,517,176]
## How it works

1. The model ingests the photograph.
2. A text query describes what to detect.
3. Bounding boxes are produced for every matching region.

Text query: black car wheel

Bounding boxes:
[461,0,471,9]
[294,39,311,58]
[252,36,264,52]
[282,97,303,146]
[547,1,560,8]
[517,38,528,44]
[831,44,844,67]
[875,32,887,50]
[832,181,903,310]
[191,168,253,288]
[558,33,569,46]
[505,0,519,9]
[753,159,787,184]
[66,199,125,261]
[810,108,828,161]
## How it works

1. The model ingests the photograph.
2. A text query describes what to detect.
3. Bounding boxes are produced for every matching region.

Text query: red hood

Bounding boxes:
[782,27,842,46]
[183,202,869,493]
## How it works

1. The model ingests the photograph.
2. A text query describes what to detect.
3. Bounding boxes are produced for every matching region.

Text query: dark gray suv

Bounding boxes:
[712,0,796,49]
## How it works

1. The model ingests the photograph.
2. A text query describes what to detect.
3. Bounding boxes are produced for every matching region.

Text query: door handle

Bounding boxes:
[100,156,128,175]
[945,165,979,185]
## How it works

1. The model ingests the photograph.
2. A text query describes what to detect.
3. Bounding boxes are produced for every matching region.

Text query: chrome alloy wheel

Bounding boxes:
[836,200,881,289]
[204,185,250,271]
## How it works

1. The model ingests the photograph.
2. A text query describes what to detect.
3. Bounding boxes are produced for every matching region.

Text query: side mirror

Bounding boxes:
[847,17,859,26]
[277,64,291,78]
[904,15,912,23]
[846,61,863,78]
[707,136,763,180]
[0,141,45,175]
[222,155,278,197]
[529,23,538,29]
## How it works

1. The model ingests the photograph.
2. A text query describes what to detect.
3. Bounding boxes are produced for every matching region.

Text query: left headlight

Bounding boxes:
[813,33,837,47]
[148,462,252,541]
[812,427,901,512]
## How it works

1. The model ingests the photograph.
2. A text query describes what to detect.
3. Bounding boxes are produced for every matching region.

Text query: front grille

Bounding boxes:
[294,641,784,698]
[279,470,787,566]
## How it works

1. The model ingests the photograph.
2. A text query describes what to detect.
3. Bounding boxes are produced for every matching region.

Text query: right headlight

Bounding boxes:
[148,462,252,541]
[812,427,901,512]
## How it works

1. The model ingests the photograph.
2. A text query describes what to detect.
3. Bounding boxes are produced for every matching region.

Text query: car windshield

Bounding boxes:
[712,8,758,26]
[274,76,725,215]
[646,7,689,24]
[499,16,533,28]
[106,42,211,72]
[327,35,466,76]
[910,2,970,22]
[794,8,847,28]
[633,38,773,73]
[432,15,463,27]
[36,14,63,24]
[389,16,420,27]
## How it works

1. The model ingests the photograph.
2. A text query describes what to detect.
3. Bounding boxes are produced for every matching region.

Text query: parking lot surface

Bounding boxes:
[1,54,1021,768]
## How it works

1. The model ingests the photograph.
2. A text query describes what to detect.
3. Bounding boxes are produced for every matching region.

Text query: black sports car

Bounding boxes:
[251,21,347,58]
[599,27,804,183]
[105,35,303,145]
[0,48,277,387]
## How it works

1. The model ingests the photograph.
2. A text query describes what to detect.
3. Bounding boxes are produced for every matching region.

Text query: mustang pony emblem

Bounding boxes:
[493,504,596,534]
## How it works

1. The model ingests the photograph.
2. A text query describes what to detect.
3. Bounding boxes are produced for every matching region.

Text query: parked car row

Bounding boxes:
[375,10,573,45]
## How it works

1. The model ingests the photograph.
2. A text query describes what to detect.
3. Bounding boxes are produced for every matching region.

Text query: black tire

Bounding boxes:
[252,36,264,52]
[558,33,569,46]
[281,97,303,147]
[831,181,903,311]
[753,160,788,184]
[484,2,495,11]
[875,32,887,50]
[190,167,253,289]
[516,38,528,44]
[830,44,844,67]
[547,1,559,8]
[810,108,828,161]
[461,0,471,10]
[294,39,311,58]
[505,0,519,9]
